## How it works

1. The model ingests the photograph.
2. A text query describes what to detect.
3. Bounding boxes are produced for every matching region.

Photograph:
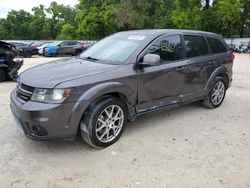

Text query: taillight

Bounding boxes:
[232,53,235,62]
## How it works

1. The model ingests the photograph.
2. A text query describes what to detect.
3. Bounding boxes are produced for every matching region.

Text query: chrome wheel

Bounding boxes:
[211,81,225,106]
[95,105,124,143]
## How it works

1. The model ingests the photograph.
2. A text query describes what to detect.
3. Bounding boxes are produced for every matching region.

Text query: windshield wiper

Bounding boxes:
[82,56,100,62]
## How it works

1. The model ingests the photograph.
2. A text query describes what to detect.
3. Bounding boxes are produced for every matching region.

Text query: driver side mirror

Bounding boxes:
[139,54,161,68]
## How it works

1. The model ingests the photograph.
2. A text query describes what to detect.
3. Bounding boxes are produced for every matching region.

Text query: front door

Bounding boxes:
[58,41,70,54]
[137,35,189,112]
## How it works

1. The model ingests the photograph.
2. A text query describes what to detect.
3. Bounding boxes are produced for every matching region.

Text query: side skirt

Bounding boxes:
[135,96,205,118]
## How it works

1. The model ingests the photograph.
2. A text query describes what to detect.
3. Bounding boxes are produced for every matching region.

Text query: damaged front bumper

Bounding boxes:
[8,59,23,81]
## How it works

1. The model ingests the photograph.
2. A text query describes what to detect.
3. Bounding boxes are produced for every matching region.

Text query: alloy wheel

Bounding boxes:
[211,81,225,106]
[95,105,124,143]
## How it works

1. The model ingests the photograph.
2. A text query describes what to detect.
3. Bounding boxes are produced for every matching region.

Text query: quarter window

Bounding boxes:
[184,35,208,58]
[207,37,227,53]
[146,35,182,62]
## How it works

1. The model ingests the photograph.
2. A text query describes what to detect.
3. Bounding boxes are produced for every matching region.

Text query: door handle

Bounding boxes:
[175,66,185,71]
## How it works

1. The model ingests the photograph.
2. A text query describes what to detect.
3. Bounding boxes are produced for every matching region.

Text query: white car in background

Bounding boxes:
[38,42,52,56]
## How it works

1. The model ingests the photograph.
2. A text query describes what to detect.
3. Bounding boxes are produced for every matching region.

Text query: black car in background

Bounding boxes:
[9,42,37,57]
[0,41,23,81]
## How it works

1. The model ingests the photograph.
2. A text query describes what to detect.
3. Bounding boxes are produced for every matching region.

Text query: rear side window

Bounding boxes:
[146,35,182,62]
[207,37,227,53]
[184,35,208,58]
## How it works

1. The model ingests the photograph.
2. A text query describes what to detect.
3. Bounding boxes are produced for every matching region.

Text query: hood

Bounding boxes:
[20,57,119,88]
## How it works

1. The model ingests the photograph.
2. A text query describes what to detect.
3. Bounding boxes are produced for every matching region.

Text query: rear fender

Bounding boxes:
[204,67,229,95]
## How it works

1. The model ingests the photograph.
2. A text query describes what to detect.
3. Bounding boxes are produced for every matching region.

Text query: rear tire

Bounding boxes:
[80,96,127,148]
[0,69,7,82]
[202,76,226,109]
[74,49,82,56]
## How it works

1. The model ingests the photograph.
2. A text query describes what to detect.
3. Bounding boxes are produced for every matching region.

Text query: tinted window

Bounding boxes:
[69,41,77,45]
[60,42,69,46]
[184,35,208,58]
[207,37,227,53]
[146,35,182,62]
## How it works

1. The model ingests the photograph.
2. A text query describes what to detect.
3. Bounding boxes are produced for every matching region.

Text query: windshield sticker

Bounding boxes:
[128,36,145,40]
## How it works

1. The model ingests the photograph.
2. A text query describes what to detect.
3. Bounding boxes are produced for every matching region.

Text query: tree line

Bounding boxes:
[0,0,249,40]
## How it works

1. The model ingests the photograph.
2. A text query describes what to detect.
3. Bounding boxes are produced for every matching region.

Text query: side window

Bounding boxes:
[145,35,182,62]
[60,42,68,46]
[184,35,208,58]
[69,41,77,45]
[207,37,227,53]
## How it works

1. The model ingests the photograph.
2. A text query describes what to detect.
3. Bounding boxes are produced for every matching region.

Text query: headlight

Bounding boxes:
[31,88,73,103]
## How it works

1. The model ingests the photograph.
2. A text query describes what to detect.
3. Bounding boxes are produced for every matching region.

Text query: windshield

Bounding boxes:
[80,34,146,64]
[49,41,62,46]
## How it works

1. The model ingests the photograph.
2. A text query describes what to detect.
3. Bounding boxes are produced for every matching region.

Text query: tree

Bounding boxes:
[76,0,118,39]
[29,5,47,39]
[0,19,8,39]
[0,0,249,39]
[2,10,32,39]
[57,23,75,39]
[210,0,242,37]
[171,0,202,30]
[239,0,250,37]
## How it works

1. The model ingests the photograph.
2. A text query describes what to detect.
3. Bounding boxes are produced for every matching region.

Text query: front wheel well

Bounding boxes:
[76,92,130,139]
[92,92,129,111]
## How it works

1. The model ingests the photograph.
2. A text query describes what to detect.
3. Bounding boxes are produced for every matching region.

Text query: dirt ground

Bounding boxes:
[0,54,250,188]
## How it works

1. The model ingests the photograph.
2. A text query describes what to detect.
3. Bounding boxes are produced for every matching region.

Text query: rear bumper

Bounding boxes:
[10,90,89,140]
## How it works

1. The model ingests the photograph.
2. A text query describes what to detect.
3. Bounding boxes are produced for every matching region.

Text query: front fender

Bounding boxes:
[47,46,58,54]
[78,82,135,105]
[67,82,136,135]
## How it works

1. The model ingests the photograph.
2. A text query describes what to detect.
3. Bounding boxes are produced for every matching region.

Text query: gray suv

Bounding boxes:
[10,29,234,148]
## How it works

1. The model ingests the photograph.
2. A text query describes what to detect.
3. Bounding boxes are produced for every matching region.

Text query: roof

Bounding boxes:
[116,29,221,37]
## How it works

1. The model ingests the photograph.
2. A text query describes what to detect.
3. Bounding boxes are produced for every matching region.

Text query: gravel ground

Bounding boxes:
[0,54,250,188]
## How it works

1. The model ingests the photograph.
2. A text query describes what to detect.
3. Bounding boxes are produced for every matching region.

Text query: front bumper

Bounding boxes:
[10,90,87,140]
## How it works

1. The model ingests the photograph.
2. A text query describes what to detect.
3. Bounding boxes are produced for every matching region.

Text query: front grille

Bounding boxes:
[16,83,34,102]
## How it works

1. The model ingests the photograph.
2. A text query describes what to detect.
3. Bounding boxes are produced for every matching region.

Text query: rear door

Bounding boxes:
[182,34,211,99]
[206,36,232,81]
[68,41,77,54]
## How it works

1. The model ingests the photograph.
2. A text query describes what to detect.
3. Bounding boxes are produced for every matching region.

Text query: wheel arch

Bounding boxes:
[68,82,137,137]
[204,67,230,95]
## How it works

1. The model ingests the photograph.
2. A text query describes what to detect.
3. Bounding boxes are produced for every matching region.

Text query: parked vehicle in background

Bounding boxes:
[81,40,97,50]
[10,29,234,148]
[228,44,236,52]
[0,41,23,82]
[37,42,53,56]
[44,41,83,57]
[237,42,249,53]
[81,41,89,50]
[8,42,34,57]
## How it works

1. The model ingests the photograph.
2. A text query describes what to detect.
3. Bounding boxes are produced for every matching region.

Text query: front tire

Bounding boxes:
[203,76,226,109]
[80,96,127,148]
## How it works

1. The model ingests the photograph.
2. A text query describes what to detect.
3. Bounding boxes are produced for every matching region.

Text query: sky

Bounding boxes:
[0,0,78,18]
